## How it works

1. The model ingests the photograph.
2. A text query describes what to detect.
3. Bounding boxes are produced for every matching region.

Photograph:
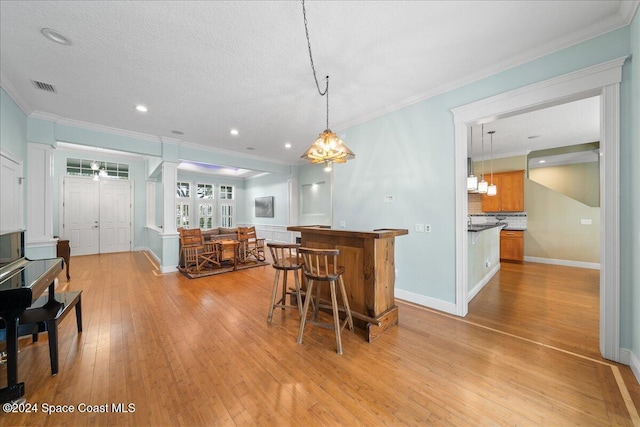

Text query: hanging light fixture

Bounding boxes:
[477,124,488,194]
[91,146,100,171]
[487,131,497,196]
[299,0,355,167]
[467,126,478,192]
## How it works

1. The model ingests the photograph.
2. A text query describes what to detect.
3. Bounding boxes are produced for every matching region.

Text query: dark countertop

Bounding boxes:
[467,223,506,232]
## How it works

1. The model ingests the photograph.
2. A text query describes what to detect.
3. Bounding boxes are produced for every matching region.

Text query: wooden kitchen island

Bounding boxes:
[287,226,408,342]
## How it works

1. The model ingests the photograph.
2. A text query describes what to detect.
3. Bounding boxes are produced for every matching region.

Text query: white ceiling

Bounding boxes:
[1,1,636,171]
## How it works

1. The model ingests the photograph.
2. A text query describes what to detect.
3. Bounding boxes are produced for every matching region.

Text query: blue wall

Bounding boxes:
[0,89,27,160]
[242,169,296,226]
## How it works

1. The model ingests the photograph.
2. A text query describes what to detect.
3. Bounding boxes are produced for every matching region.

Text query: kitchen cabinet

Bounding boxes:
[500,229,524,263]
[482,170,524,212]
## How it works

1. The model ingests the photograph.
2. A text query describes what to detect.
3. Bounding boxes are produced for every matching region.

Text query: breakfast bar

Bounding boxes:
[287,226,408,342]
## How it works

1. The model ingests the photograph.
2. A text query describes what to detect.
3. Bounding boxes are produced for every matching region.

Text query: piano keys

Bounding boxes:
[0,230,63,403]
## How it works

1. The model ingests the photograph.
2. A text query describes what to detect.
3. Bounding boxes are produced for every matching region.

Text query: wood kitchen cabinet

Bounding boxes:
[500,229,524,263]
[482,170,524,212]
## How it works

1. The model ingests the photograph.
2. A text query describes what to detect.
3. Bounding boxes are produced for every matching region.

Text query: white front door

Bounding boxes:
[63,176,99,256]
[0,152,24,232]
[99,180,131,253]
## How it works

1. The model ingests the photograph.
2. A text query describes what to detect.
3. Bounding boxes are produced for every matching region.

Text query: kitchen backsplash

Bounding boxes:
[468,193,483,213]
[469,213,527,230]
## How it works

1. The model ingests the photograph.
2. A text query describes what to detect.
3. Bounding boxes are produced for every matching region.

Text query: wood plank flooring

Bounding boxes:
[1,252,639,426]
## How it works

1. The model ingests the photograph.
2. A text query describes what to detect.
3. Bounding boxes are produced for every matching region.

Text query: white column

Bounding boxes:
[146,180,156,227]
[162,162,178,234]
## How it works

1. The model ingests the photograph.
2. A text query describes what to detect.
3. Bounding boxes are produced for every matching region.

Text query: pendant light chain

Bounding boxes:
[302,0,330,130]
[481,124,485,178]
[490,131,494,184]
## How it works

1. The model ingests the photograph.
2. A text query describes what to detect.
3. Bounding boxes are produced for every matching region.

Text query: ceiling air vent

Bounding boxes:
[31,80,57,93]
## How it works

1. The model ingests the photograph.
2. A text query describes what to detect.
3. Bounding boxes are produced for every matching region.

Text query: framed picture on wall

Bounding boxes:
[255,196,274,218]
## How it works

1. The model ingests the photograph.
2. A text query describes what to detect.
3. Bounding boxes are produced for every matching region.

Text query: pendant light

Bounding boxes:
[467,126,478,191]
[477,124,488,194]
[299,0,355,168]
[487,131,497,196]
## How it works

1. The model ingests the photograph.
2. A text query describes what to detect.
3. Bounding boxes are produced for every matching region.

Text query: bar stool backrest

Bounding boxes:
[268,243,303,270]
[299,247,342,281]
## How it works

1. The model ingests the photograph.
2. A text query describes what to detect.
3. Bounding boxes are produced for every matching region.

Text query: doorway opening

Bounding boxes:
[452,56,627,362]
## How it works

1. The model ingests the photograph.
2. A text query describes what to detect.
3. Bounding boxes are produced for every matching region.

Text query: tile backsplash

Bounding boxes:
[469,213,527,230]
[468,193,483,214]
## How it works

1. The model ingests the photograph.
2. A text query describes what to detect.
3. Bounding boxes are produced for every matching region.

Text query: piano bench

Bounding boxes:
[18,291,82,376]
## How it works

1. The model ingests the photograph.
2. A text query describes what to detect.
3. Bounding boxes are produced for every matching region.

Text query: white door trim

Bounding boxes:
[451,55,628,362]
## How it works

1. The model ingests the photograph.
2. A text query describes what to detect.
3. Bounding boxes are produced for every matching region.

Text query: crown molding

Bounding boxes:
[29,111,162,143]
[56,141,149,161]
[0,71,33,116]
[177,140,292,166]
[619,0,640,25]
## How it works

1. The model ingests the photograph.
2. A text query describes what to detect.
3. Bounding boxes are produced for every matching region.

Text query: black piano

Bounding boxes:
[0,230,63,403]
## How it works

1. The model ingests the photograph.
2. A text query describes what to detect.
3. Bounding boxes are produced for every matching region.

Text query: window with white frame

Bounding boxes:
[219,185,235,227]
[219,185,233,200]
[176,181,191,228]
[197,183,214,229]
[220,203,233,228]
[66,158,129,179]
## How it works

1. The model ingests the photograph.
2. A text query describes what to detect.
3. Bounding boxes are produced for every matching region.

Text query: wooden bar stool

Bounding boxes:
[297,247,354,355]
[267,243,304,324]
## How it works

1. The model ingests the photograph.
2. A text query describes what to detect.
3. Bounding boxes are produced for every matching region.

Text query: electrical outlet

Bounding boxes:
[581,219,592,225]
[339,221,346,228]
[415,223,424,233]
[425,224,431,233]
[384,195,394,203]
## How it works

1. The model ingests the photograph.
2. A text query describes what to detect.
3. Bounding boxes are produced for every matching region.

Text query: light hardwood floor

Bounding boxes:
[2,252,639,426]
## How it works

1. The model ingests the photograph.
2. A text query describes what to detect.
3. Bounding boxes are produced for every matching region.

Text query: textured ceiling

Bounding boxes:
[0,1,636,169]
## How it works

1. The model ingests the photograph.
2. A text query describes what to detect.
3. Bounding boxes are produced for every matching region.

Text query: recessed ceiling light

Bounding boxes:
[285,143,292,149]
[538,159,546,164]
[230,129,239,136]
[171,130,184,135]
[41,28,71,45]
[135,105,148,112]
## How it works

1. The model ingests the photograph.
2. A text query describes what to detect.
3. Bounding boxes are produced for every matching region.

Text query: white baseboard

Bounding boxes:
[524,256,600,270]
[623,348,640,385]
[468,263,500,302]
[395,289,457,315]
[160,265,178,273]
[135,247,177,273]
